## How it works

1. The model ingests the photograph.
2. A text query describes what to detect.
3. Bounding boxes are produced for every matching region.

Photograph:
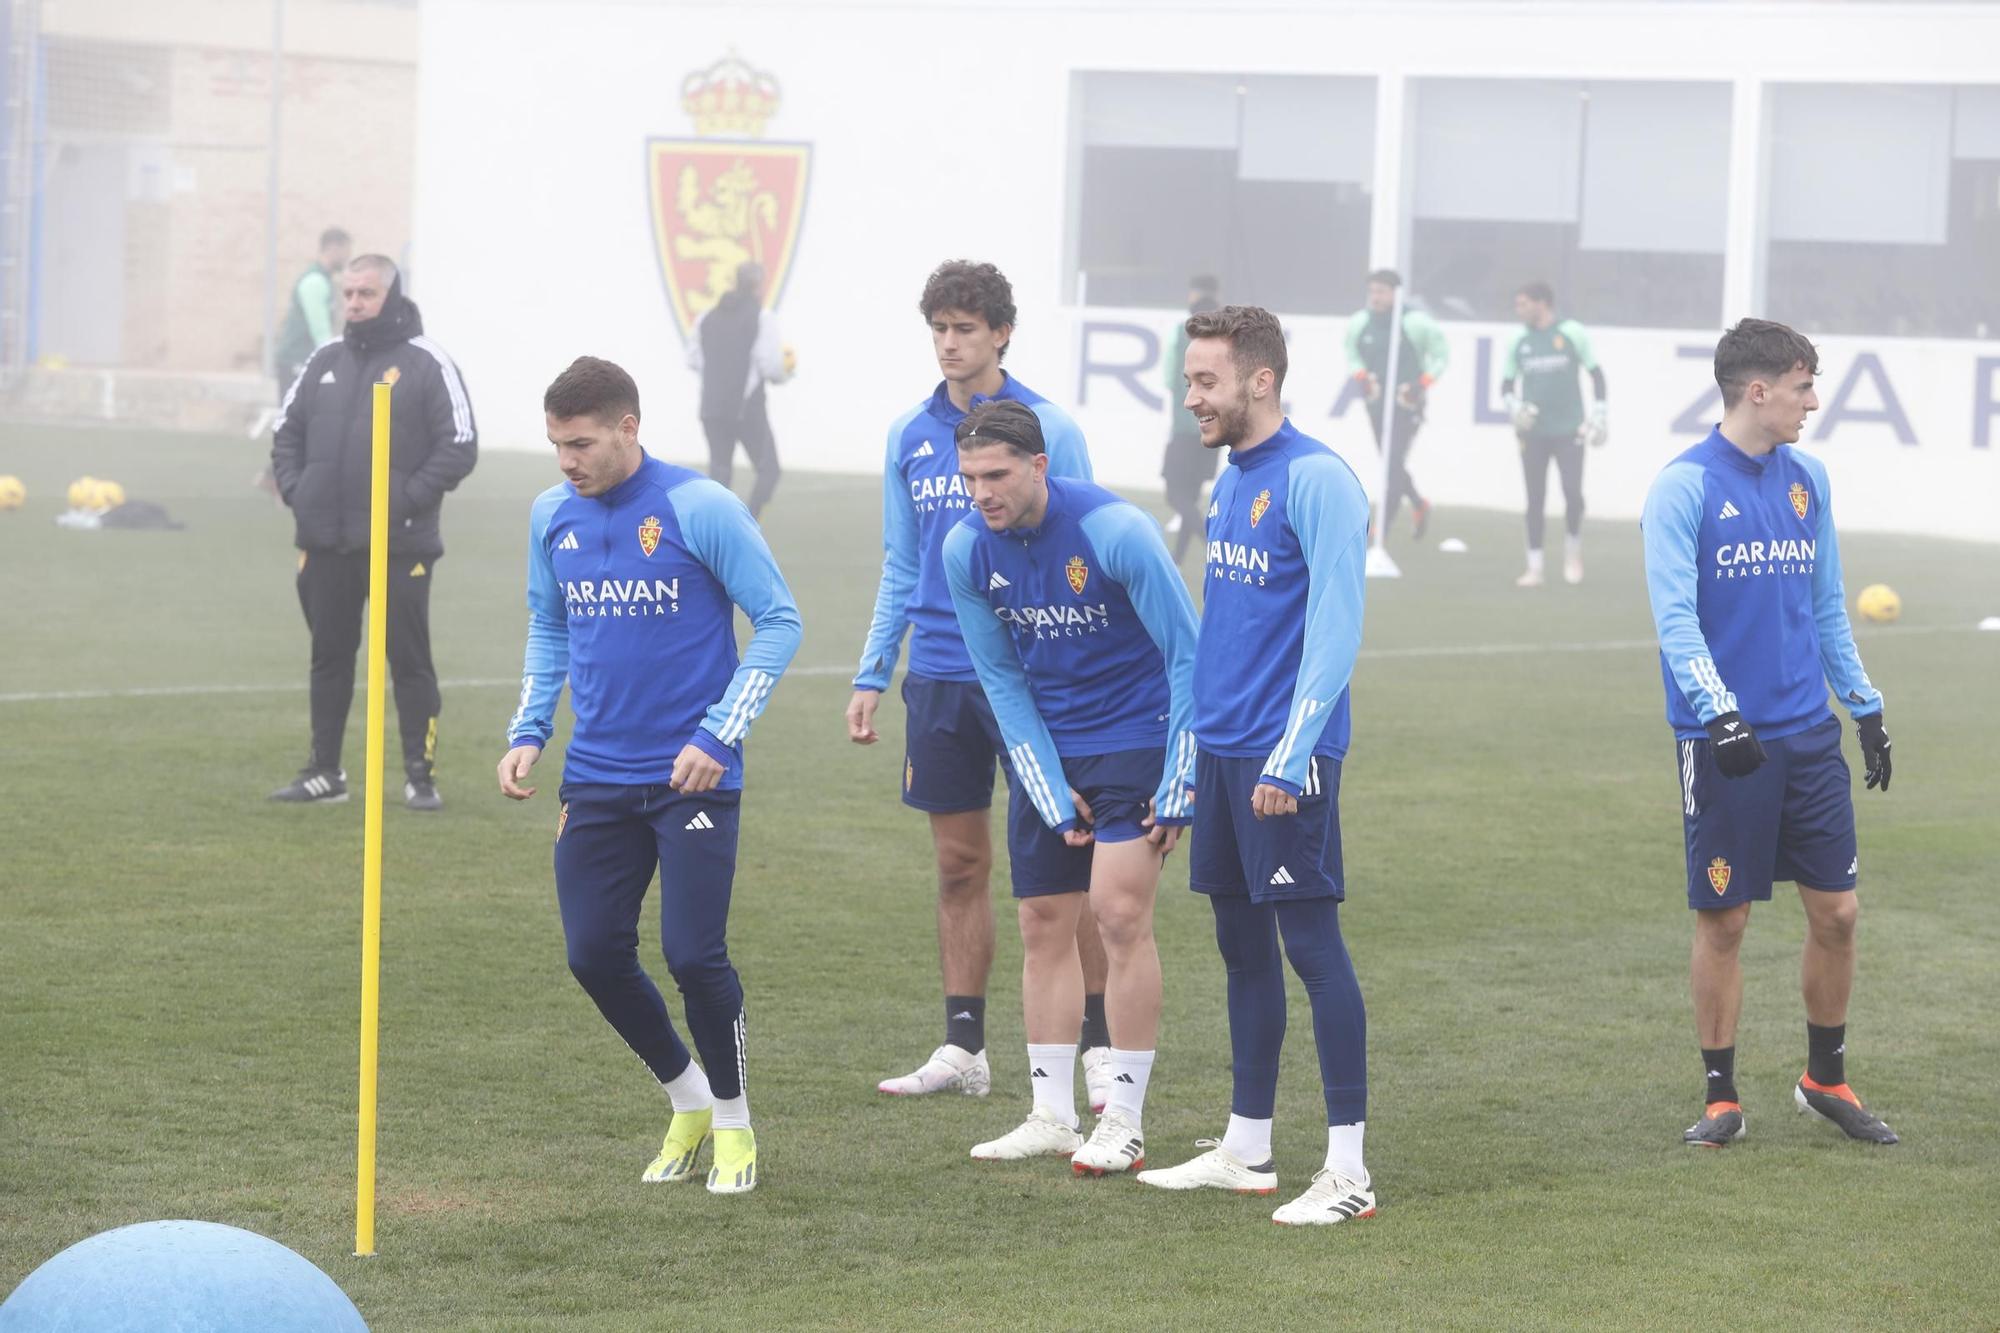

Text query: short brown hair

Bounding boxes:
[954,399,1044,457]
[1715,318,1819,410]
[1185,304,1289,394]
[544,356,640,423]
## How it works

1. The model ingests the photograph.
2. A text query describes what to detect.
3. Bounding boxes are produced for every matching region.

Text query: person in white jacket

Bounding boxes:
[687,261,791,517]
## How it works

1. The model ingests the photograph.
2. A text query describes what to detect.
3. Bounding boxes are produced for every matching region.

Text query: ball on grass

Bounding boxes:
[0,1220,368,1332]
[1855,583,1901,624]
[0,475,24,509]
[65,476,98,510]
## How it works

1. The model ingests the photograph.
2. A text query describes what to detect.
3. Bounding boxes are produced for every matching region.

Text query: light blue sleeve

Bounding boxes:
[854,409,923,691]
[1796,453,1884,719]
[672,479,803,762]
[506,485,571,749]
[1082,502,1200,824]
[942,522,1078,833]
[1641,462,1737,723]
[1035,403,1095,482]
[1261,456,1370,794]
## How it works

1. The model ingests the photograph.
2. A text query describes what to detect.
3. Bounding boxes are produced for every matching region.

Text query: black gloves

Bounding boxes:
[1705,711,1767,778]
[1857,712,1892,791]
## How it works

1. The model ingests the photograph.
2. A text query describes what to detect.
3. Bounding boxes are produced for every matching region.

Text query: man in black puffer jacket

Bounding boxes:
[270,254,478,809]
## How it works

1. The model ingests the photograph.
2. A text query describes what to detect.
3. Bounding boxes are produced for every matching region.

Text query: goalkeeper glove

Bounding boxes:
[1507,396,1540,434]
[1705,711,1766,779]
[1857,711,1892,791]
[1577,403,1608,448]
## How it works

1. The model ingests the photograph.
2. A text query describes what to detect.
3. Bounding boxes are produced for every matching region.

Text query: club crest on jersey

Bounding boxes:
[381,365,401,387]
[1249,488,1271,527]
[638,515,663,556]
[1788,482,1809,521]
[1552,334,1565,351]
[1065,556,1089,595]
[1707,857,1731,895]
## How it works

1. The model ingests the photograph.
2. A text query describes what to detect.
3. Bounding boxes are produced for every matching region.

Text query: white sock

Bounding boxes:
[1524,548,1545,574]
[1564,533,1583,561]
[662,1061,712,1113]
[1220,1113,1272,1166]
[1326,1121,1367,1184]
[712,1094,750,1131]
[1027,1043,1078,1129]
[1104,1048,1155,1122]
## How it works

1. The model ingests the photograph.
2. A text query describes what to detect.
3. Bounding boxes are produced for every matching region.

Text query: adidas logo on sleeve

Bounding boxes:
[987,571,1011,590]
[557,531,580,550]
[912,440,935,458]
[1718,500,1741,520]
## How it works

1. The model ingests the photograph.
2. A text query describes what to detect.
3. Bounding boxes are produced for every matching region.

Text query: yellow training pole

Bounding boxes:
[355,379,392,1257]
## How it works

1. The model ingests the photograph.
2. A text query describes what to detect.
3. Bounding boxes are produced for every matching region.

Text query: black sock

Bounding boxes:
[945,995,985,1054]
[1702,1046,1737,1105]
[1080,993,1110,1050]
[1807,1023,1846,1086]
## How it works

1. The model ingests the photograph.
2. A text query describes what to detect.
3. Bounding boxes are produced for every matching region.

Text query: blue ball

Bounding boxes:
[0,1220,367,1331]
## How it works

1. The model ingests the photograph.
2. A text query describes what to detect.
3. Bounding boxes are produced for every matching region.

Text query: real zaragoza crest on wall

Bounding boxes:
[647,54,811,342]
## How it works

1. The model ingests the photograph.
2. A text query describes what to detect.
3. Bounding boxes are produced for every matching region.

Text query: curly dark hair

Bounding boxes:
[1184,304,1289,395]
[544,356,640,423]
[1714,318,1819,410]
[919,260,1018,362]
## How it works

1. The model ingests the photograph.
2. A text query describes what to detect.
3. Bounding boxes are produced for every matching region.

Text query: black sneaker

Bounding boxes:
[1683,1101,1745,1148]
[1795,1076,1898,1144]
[404,778,444,812]
[269,768,348,804]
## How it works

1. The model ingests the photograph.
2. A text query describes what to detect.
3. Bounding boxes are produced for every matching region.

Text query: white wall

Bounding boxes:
[414,0,2000,542]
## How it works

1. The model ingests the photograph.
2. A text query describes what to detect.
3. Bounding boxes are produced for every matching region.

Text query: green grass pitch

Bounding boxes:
[2,424,1996,1330]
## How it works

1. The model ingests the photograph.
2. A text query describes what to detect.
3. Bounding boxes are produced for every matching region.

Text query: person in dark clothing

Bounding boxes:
[688,261,791,518]
[1342,269,1450,540]
[268,254,478,809]
[1161,274,1221,563]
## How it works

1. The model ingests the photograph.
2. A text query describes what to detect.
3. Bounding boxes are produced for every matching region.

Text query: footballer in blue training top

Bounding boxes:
[940,399,1199,1177]
[1133,306,1380,1227]
[499,357,802,1197]
[847,261,1112,1107]
[1641,319,1898,1150]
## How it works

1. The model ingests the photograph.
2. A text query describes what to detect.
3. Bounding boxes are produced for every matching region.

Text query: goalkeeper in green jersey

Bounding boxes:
[1500,281,1607,587]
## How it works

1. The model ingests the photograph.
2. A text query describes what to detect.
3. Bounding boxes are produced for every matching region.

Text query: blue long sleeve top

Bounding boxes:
[1192,419,1370,796]
[1641,428,1881,740]
[853,374,1092,690]
[941,478,1200,833]
[506,452,801,787]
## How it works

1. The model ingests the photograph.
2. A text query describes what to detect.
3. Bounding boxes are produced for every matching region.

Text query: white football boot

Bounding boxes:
[1271,1169,1376,1225]
[1133,1139,1277,1194]
[877,1044,990,1097]
[1071,1108,1145,1176]
[970,1106,1084,1162]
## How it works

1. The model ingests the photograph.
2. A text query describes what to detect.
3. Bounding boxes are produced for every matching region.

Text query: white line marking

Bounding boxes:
[0,626,1972,706]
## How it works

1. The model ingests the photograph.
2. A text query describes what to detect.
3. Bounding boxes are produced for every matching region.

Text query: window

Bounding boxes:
[1068,72,1374,314]
[1408,78,1730,329]
[1764,84,2000,338]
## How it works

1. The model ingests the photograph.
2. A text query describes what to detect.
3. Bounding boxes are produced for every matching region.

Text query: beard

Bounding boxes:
[1207,394,1254,451]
